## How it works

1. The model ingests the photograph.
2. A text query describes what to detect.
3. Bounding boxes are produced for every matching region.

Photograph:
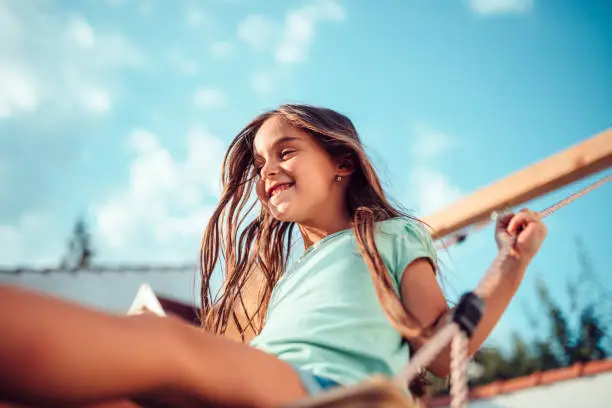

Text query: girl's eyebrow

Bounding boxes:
[254,135,301,159]
[273,135,300,146]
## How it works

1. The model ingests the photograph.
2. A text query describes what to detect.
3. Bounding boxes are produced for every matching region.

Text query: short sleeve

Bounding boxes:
[375,218,438,290]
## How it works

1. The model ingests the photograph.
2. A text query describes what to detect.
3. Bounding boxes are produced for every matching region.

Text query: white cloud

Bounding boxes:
[68,17,96,49]
[0,213,64,266]
[275,11,314,63]
[409,168,463,215]
[186,6,213,28]
[82,86,112,113]
[237,14,277,51]
[469,0,534,15]
[210,41,234,59]
[275,0,345,64]
[194,87,228,109]
[94,128,225,261]
[0,1,143,119]
[167,51,200,75]
[84,33,143,68]
[0,64,39,118]
[410,123,454,160]
[179,60,199,75]
[406,125,463,216]
[242,0,345,94]
[315,0,346,20]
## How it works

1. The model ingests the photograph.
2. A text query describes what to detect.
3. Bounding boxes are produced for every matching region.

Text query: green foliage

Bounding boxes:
[60,215,95,270]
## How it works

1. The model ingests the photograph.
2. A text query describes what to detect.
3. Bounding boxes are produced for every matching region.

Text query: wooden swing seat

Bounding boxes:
[285,376,417,408]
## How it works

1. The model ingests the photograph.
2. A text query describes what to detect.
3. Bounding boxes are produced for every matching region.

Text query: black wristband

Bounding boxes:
[452,292,485,337]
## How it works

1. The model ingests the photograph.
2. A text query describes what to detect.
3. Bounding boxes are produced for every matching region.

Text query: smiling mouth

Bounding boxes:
[269,183,294,198]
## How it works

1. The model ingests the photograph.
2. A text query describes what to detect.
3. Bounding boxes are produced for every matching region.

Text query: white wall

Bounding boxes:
[466,371,612,408]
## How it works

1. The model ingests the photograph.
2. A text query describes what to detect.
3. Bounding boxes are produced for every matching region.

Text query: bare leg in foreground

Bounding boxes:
[0,284,307,408]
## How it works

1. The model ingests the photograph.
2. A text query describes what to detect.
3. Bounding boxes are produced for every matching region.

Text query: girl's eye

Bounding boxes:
[280,150,295,160]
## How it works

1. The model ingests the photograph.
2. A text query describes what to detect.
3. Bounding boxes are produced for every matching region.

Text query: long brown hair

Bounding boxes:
[198,104,435,397]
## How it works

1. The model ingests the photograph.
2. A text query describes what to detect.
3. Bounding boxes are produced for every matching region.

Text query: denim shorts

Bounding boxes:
[294,367,340,395]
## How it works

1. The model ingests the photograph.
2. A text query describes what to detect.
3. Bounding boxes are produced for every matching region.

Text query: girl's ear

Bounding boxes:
[335,153,355,177]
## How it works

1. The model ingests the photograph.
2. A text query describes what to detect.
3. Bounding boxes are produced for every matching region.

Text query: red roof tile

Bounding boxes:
[583,359,612,376]
[539,363,583,385]
[500,373,540,394]
[470,381,502,399]
[425,359,612,407]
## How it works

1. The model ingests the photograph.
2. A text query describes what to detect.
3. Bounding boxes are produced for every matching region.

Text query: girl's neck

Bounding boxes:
[298,212,353,249]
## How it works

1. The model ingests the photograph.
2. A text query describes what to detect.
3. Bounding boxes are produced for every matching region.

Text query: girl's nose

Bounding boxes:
[260,162,280,178]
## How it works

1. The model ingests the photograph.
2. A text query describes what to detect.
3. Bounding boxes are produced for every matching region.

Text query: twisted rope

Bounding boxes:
[450,332,469,408]
[395,173,611,407]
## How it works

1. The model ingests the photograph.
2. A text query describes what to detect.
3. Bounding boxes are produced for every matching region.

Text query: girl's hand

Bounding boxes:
[495,209,548,264]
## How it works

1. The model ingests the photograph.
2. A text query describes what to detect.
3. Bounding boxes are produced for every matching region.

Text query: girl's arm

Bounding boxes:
[401,209,547,378]
[400,256,526,378]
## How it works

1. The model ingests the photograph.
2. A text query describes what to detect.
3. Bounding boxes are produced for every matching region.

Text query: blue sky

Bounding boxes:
[0,0,611,352]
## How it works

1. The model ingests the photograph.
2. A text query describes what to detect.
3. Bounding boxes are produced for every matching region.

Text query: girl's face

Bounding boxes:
[253,115,345,224]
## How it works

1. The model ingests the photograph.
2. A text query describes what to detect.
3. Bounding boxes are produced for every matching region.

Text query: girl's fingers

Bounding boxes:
[495,212,515,234]
[515,221,537,244]
[507,209,539,236]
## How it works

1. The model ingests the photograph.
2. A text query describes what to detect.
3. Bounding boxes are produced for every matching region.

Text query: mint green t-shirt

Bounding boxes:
[249,217,438,386]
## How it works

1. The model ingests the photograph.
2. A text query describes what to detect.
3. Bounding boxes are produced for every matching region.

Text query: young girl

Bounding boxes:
[0,104,547,408]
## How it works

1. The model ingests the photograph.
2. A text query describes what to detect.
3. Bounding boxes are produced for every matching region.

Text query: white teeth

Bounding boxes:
[270,183,293,197]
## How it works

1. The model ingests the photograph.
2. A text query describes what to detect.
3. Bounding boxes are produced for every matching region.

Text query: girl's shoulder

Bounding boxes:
[373,217,438,284]
[375,216,434,243]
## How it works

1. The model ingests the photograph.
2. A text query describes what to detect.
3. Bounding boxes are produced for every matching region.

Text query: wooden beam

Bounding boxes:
[422,128,612,240]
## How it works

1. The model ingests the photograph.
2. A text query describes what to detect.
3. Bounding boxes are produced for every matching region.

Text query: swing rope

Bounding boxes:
[395,173,612,408]
[437,173,612,251]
